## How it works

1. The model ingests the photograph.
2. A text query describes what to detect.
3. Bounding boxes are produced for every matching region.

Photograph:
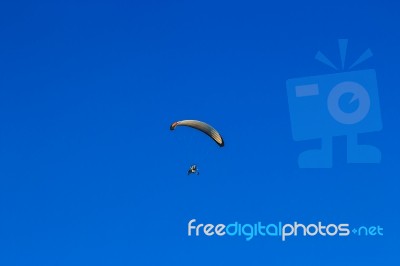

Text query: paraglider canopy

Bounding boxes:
[170,120,224,147]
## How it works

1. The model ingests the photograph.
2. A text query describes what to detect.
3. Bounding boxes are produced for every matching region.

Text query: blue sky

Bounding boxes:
[0,0,399,265]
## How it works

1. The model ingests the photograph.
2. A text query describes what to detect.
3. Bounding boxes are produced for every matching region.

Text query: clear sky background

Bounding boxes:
[0,0,399,265]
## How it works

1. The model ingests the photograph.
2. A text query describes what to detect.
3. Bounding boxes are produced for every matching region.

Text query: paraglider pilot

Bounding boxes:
[188,165,199,175]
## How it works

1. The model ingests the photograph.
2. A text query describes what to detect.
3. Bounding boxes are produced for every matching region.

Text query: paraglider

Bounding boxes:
[170,119,224,175]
